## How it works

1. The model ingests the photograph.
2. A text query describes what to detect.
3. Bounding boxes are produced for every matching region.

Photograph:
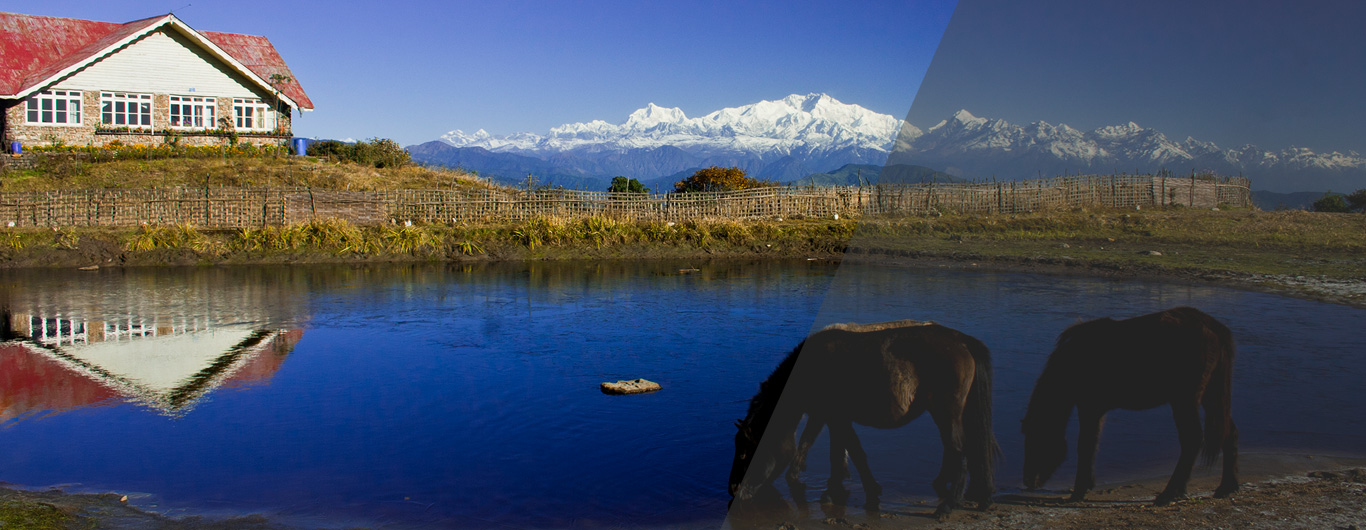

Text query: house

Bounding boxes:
[0,11,313,151]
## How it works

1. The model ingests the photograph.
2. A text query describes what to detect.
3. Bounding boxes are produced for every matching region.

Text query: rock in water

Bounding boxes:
[601,378,661,395]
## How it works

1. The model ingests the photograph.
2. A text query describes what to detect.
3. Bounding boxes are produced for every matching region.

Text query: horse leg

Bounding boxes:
[828,421,881,509]
[820,420,850,506]
[1070,408,1106,502]
[787,416,825,507]
[1214,418,1240,498]
[1155,400,1203,505]
[929,405,967,518]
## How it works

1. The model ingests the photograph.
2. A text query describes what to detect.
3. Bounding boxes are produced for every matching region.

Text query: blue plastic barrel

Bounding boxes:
[292,137,308,156]
[9,142,20,154]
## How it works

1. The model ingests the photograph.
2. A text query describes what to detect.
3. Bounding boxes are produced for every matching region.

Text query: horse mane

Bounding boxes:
[1023,317,1115,430]
[740,338,806,437]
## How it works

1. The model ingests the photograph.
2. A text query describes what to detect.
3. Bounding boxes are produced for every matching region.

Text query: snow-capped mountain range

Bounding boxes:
[408,94,1365,192]
[441,93,900,158]
[890,110,1366,192]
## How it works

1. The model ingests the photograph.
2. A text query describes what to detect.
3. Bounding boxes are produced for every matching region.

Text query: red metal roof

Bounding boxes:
[0,342,119,422]
[0,11,312,109]
[201,30,313,110]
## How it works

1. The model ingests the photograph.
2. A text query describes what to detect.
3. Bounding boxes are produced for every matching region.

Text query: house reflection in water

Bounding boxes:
[2,311,302,421]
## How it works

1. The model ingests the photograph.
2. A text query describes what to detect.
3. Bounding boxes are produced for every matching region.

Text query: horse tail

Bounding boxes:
[962,334,1000,500]
[1201,316,1236,465]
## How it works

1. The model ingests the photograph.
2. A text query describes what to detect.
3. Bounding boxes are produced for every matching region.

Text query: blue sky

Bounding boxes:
[911,0,1366,154]
[4,1,957,146]
[10,1,1362,155]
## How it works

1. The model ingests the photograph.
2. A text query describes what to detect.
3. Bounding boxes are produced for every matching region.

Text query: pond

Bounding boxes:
[0,261,1362,529]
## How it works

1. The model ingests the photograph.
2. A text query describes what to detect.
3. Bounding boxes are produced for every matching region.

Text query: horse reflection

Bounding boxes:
[1021,306,1239,505]
[729,320,998,518]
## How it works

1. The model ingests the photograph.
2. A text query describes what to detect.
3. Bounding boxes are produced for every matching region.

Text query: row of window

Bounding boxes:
[24,90,278,131]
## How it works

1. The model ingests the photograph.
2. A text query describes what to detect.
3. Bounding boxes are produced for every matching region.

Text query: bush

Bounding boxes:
[1313,192,1351,213]
[1347,189,1366,211]
[308,138,410,168]
[673,166,774,193]
[607,176,649,193]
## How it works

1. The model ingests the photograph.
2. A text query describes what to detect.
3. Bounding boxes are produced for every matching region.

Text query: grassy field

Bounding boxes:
[0,206,1360,279]
[0,155,488,191]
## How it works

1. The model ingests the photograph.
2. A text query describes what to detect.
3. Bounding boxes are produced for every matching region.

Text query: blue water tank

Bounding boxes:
[292,137,308,156]
[9,141,20,154]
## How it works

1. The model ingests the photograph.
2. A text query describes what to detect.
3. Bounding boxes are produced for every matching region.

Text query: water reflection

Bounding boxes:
[2,313,302,418]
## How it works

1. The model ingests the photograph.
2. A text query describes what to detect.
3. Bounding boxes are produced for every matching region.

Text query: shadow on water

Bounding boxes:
[0,260,1362,529]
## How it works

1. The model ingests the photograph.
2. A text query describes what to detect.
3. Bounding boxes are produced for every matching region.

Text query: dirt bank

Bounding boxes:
[6,456,1363,529]
[730,454,1366,530]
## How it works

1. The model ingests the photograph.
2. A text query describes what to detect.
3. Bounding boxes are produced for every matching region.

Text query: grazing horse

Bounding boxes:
[1021,306,1239,505]
[729,320,999,517]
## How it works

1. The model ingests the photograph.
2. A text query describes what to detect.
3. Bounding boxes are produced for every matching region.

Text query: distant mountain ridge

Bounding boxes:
[790,164,961,187]
[890,110,1366,193]
[412,93,899,188]
[409,94,1366,193]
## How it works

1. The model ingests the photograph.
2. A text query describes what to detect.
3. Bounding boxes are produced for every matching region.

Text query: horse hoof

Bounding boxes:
[933,505,954,521]
[1213,485,1239,498]
[819,488,849,506]
[1153,493,1186,506]
[1066,492,1087,503]
[966,487,994,506]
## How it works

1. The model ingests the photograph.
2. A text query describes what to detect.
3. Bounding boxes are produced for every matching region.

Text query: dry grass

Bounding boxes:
[0,156,492,192]
[1,208,1361,292]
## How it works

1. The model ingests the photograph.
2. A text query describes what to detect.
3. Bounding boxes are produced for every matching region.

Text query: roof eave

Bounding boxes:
[161,17,304,110]
[10,14,173,100]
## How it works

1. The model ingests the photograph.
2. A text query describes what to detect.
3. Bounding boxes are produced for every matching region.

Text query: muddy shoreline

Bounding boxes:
[741,454,1366,530]
[843,249,1366,310]
[5,455,1363,529]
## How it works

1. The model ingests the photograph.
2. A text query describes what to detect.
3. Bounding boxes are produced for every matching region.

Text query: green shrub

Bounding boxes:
[308,138,410,168]
[608,176,649,193]
[1313,192,1350,213]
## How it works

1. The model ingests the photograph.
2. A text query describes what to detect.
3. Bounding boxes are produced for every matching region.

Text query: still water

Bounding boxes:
[0,261,1362,528]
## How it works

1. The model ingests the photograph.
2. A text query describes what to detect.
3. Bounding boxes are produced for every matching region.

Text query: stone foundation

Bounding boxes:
[2,91,293,151]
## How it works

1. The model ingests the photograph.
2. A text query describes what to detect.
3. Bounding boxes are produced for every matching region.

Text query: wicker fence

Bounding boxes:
[0,174,1250,228]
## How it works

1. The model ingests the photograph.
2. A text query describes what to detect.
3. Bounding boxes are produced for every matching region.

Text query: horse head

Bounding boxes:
[1020,415,1067,489]
[728,417,794,501]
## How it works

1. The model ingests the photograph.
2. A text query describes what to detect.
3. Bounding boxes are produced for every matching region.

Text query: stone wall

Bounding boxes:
[2,92,292,151]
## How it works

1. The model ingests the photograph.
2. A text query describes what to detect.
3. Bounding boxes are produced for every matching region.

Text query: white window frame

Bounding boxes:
[233,98,276,131]
[25,90,83,126]
[169,95,217,129]
[100,92,153,128]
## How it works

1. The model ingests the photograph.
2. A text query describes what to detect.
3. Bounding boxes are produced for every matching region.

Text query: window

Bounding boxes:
[25,90,83,125]
[170,95,217,129]
[101,92,152,127]
[233,98,276,131]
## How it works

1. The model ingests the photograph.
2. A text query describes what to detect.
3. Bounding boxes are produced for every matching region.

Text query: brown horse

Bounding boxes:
[729,320,998,517]
[1021,306,1239,505]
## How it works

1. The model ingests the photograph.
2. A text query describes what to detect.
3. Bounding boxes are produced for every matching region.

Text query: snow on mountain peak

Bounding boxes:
[626,103,689,127]
[439,93,901,154]
[424,102,1364,191]
[952,109,981,123]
